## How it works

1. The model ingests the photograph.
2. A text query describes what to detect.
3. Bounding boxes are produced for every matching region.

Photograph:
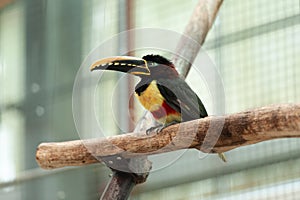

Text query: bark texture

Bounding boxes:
[36,104,300,169]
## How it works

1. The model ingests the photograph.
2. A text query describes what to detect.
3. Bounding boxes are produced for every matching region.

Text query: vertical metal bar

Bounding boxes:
[24,1,47,199]
[126,0,136,131]
[117,0,131,133]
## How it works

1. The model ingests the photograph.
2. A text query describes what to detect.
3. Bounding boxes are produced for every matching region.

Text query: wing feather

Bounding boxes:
[156,78,207,122]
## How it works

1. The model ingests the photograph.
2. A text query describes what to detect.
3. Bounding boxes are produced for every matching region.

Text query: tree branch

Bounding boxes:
[36,103,300,169]
[100,171,136,200]
[173,0,223,77]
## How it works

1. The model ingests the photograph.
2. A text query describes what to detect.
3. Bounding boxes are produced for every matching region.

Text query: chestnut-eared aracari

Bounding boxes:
[90,54,226,162]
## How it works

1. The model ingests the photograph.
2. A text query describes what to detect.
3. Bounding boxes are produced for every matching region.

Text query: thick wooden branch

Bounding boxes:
[173,0,223,77]
[100,171,136,200]
[36,104,300,169]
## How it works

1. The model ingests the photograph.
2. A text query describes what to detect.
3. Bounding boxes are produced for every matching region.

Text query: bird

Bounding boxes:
[90,54,226,162]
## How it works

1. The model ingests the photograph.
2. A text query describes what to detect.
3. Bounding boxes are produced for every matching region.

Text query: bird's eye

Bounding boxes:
[148,62,156,67]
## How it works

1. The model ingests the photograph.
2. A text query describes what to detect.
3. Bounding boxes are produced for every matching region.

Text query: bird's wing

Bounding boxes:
[156,78,208,121]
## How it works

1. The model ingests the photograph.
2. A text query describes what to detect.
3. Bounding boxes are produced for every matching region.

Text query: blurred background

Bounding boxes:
[0,0,300,199]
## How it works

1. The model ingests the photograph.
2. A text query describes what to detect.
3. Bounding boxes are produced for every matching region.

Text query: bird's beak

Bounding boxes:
[90,56,150,76]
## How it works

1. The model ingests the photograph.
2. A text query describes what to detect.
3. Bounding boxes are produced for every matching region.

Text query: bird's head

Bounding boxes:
[90,54,179,78]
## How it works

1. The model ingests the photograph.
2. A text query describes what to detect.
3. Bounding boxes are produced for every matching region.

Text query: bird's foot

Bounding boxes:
[146,122,179,135]
[164,121,179,127]
[146,125,164,135]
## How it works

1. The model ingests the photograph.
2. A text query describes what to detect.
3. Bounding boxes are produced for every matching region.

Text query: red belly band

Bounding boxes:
[151,101,179,119]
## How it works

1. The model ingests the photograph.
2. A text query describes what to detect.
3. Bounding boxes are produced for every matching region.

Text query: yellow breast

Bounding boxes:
[136,80,181,124]
[136,80,164,112]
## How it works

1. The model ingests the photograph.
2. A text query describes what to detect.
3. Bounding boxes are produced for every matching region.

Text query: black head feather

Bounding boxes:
[142,54,173,66]
[141,54,178,78]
